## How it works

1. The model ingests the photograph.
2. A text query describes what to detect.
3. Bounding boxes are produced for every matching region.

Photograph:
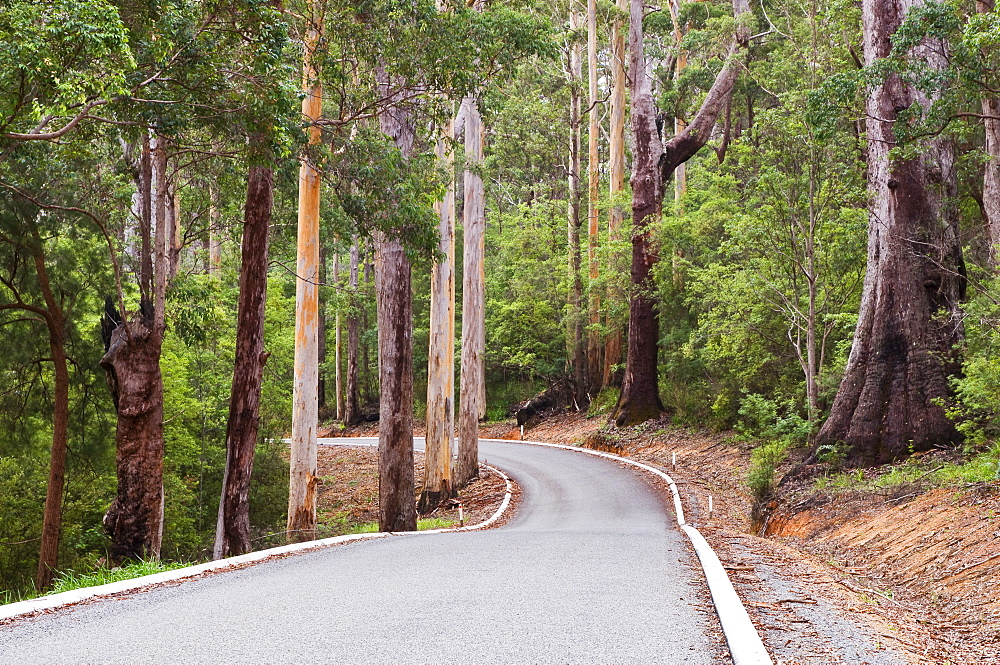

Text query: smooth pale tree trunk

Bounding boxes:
[376,71,418,533]
[139,136,153,300]
[586,0,602,394]
[420,119,456,513]
[213,142,273,560]
[318,246,328,412]
[813,0,964,466]
[457,95,486,489]
[613,0,750,426]
[567,8,586,404]
[334,251,344,420]
[345,238,361,425]
[208,165,222,275]
[101,132,169,563]
[288,11,323,541]
[978,0,1000,266]
[602,0,627,388]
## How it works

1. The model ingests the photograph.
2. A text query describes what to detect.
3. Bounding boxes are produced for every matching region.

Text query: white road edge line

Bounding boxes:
[482,438,773,665]
[0,445,512,623]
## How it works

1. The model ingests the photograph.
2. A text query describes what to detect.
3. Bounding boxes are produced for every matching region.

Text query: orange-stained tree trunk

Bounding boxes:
[602,0,627,388]
[288,8,323,542]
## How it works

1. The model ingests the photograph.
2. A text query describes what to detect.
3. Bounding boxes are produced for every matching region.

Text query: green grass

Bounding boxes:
[349,517,458,534]
[813,443,1000,493]
[48,559,191,596]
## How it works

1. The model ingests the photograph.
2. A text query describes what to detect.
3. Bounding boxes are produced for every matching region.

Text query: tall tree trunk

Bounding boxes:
[345,238,361,425]
[213,142,273,560]
[208,175,222,275]
[457,94,485,488]
[602,0,627,389]
[567,7,586,405]
[101,133,169,563]
[420,119,456,513]
[375,75,418,533]
[32,241,69,590]
[139,135,153,301]
[613,0,750,426]
[334,250,344,420]
[168,184,181,278]
[813,0,963,466]
[288,9,323,541]
[318,245,328,413]
[586,0,602,394]
[978,0,1000,267]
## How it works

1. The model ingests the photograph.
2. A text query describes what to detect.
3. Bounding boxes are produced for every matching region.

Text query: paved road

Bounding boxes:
[0,439,718,664]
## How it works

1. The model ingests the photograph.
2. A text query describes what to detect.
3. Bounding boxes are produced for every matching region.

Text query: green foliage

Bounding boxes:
[588,388,620,418]
[736,394,812,447]
[747,439,793,504]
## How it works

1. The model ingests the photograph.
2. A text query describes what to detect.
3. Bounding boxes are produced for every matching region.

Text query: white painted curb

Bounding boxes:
[0,457,512,623]
[479,438,773,665]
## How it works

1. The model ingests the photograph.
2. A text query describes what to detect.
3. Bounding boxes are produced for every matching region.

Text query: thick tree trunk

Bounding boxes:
[813,0,963,466]
[567,8,587,406]
[375,234,417,532]
[457,95,485,488]
[420,121,456,513]
[33,248,69,590]
[613,0,749,426]
[376,71,418,533]
[288,11,323,541]
[213,157,273,560]
[100,312,164,563]
[586,0,602,394]
[602,0,627,389]
[345,238,361,425]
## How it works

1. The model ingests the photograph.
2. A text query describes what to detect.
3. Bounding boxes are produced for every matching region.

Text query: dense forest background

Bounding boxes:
[3,0,1000,599]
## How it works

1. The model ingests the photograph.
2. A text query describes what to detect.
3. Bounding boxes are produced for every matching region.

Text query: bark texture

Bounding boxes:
[33,246,69,590]
[814,0,964,465]
[613,0,749,426]
[288,11,323,541]
[100,312,164,563]
[979,0,1000,267]
[602,0,628,389]
[213,159,272,559]
[345,238,361,425]
[420,120,456,514]
[586,0,602,393]
[457,94,485,488]
[376,70,418,533]
[567,7,587,405]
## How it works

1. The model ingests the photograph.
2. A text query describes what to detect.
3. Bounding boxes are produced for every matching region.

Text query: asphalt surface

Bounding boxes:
[0,439,718,664]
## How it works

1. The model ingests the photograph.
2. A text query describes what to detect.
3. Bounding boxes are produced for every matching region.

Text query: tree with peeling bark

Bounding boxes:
[566,4,587,409]
[812,0,965,466]
[613,0,752,427]
[457,92,486,490]
[288,3,324,542]
[602,0,628,389]
[420,117,457,514]
[586,0,602,395]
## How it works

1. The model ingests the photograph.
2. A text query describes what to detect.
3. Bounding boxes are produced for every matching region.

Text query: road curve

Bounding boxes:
[0,439,718,664]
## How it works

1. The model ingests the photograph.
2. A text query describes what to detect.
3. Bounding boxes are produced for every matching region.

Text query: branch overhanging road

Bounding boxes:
[1,438,740,664]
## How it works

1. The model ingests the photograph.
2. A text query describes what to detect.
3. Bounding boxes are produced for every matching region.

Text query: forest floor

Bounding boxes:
[321,412,1000,663]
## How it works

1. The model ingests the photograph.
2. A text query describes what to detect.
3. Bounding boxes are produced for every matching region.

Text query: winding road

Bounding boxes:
[0,439,723,664]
